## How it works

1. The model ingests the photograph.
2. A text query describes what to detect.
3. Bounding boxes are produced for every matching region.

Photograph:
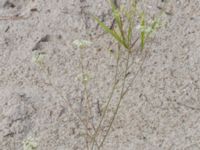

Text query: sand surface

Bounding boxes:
[0,0,200,149]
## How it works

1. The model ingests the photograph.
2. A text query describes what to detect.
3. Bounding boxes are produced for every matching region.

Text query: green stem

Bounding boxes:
[44,71,93,139]
[91,45,121,149]
[80,49,93,131]
[99,50,130,148]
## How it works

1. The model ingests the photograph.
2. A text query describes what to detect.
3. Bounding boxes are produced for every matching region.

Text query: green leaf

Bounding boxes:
[94,16,128,48]
[109,0,128,47]
[146,18,160,38]
[140,12,145,49]
[109,0,122,30]
[127,18,134,48]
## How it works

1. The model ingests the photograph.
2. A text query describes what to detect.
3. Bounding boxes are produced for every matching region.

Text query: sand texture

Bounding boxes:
[0,0,200,149]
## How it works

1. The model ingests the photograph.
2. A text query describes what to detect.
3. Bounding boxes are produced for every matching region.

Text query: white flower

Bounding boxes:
[32,51,45,65]
[23,137,37,150]
[138,25,153,34]
[76,73,91,84]
[135,24,141,30]
[73,39,92,49]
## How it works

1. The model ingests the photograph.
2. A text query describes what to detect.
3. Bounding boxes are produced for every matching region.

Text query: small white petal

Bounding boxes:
[136,24,141,30]
[73,39,92,49]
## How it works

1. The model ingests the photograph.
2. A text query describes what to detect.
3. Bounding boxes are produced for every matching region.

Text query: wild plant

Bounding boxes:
[32,0,161,149]
[89,0,160,149]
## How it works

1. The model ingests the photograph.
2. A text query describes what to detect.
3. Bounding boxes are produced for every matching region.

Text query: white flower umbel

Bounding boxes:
[32,51,46,66]
[23,137,37,150]
[73,39,92,49]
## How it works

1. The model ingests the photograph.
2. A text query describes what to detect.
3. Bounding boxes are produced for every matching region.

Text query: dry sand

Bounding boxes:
[0,0,200,149]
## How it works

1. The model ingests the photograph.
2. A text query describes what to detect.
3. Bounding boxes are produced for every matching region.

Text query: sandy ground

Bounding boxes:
[0,0,200,149]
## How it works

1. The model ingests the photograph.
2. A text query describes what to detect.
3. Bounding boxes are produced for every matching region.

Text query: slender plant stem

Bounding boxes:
[99,50,130,148]
[80,49,94,131]
[124,51,147,93]
[44,72,93,140]
[98,50,147,148]
[86,137,89,150]
[79,49,100,149]
[82,76,91,149]
[91,45,121,149]
[46,71,99,148]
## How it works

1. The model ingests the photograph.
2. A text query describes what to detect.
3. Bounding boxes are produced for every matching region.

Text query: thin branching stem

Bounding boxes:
[124,51,147,94]
[45,71,99,148]
[91,44,121,149]
[86,137,89,150]
[44,71,93,138]
[80,49,94,131]
[99,50,131,148]
[80,49,100,149]
[98,50,147,149]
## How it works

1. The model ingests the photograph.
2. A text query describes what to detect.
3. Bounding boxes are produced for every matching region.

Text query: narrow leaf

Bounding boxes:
[109,0,127,46]
[127,18,134,48]
[109,0,122,30]
[94,16,128,48]
[140,13,145,49]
